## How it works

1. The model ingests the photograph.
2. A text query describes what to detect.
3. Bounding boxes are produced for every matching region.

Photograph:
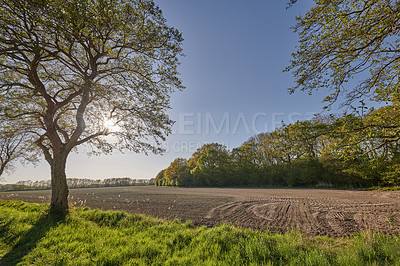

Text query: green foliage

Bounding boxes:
[191,144,232,186]
[156,143,234,187]
[1,200,400,265]
[167,158,191,186]
[155,169,165,186]
[283,0,400,189]
[157,158,191,186]
[157,110,400,188]
[285,0,400,108]
[0,0,184,155]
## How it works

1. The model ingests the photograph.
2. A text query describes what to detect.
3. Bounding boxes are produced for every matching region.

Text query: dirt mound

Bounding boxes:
[205,197,400,236]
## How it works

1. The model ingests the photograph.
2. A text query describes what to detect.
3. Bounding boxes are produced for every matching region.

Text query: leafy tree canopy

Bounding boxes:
[285,0,400,109]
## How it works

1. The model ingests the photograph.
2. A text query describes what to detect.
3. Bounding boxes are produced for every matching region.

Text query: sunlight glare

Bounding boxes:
[103,118,120,133]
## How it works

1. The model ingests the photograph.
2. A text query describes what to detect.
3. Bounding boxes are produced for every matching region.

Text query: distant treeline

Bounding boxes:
[0,177,155,191]
[156,110,400,188]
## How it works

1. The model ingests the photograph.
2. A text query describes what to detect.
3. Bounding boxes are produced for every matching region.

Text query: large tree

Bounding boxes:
[285,0,400,108]
[0,0,183,213]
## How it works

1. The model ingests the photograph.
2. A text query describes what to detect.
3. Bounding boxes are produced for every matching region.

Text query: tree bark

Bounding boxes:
[0,162,6,177]
[50,154,69,215]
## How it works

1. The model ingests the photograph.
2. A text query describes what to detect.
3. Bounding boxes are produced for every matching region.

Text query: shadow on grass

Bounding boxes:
[0,218,15,239]
[0,212,65,265]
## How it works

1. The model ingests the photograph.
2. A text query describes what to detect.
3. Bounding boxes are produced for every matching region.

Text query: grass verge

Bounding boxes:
[0,200,400,265]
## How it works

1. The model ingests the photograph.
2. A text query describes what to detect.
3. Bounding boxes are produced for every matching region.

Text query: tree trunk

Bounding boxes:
[50,154,69,215]
[0,164,5,177]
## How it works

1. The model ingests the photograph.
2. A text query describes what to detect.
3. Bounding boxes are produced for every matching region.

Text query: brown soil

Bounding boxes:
[1,186,400,237]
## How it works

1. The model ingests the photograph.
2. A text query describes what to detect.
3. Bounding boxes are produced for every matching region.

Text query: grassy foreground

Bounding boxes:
[0,201,399,265]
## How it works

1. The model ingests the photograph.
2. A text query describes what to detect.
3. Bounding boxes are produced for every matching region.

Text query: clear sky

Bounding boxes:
[3,0,328,184]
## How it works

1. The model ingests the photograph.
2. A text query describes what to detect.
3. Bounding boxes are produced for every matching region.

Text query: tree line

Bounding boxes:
[156,104,400,188]
[0,177,155,192]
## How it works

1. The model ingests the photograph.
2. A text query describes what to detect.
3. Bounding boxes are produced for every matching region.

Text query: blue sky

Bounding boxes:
[4,0,329,183]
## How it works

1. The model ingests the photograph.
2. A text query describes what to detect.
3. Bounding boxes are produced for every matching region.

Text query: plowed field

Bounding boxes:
[2,186,400,237]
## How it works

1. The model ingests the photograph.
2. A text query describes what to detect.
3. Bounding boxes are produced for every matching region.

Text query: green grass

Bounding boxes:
[1,200,400,265]
[368,186,400,191]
